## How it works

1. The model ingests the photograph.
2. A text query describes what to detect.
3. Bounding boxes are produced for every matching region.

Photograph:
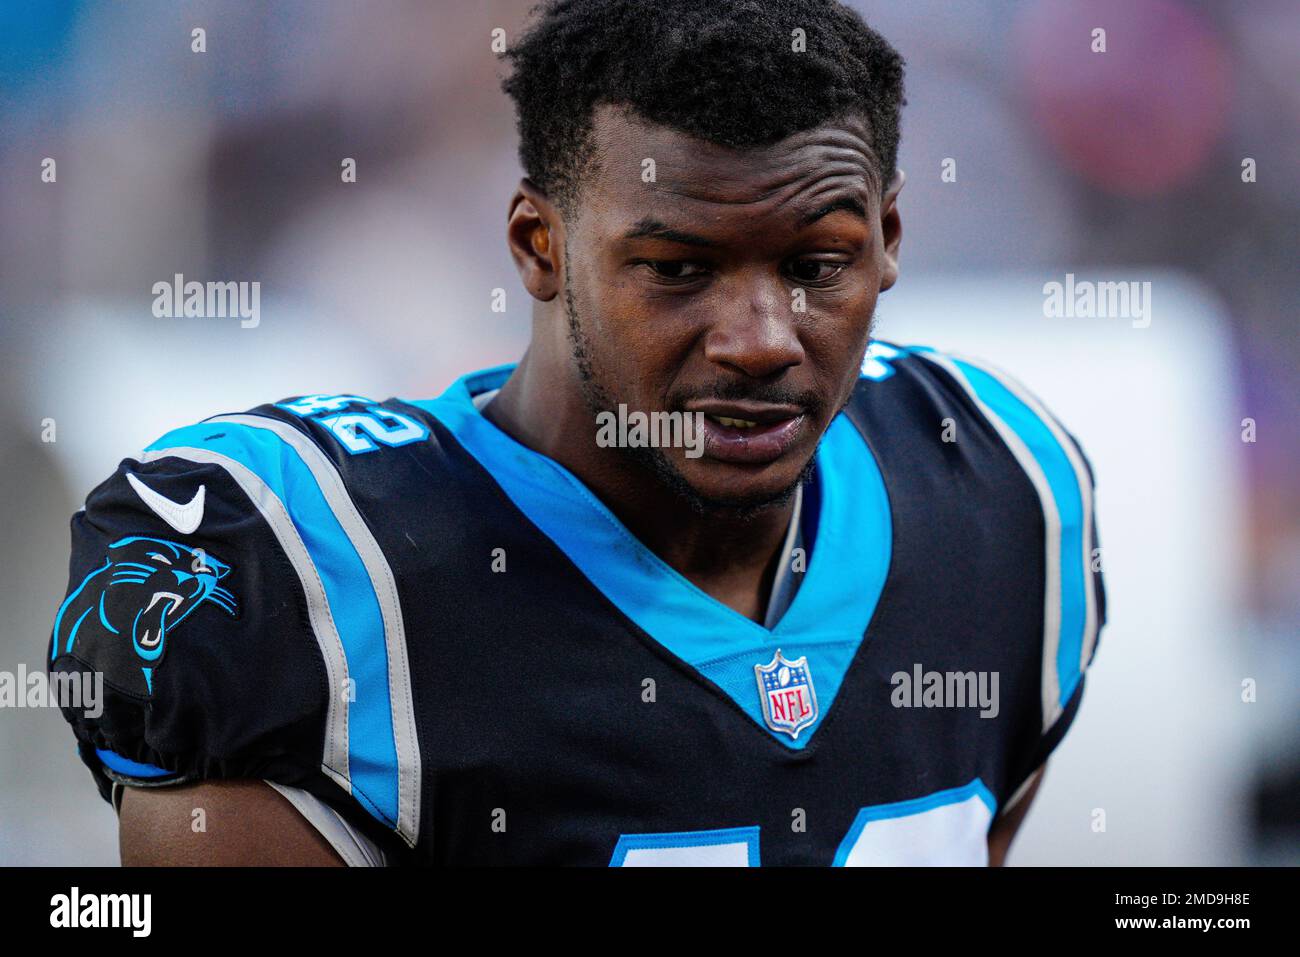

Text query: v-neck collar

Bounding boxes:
[476,384,810,630]
[409,365,892,749]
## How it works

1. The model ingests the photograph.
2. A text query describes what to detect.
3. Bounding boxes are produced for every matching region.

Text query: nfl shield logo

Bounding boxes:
[754,649,819,739]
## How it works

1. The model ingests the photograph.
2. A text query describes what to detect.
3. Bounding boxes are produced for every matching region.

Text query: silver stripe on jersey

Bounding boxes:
[138,446,354,800]
[914,353,1067,731]
[945,355,1100,685]
[265,781,388,866]
[764,483,805,630]
[208,413,423,850]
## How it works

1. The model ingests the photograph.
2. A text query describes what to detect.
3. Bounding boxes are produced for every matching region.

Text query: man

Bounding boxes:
[49,0,1103,866]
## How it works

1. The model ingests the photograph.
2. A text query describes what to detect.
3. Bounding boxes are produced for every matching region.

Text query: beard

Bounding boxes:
[562,271,825,521]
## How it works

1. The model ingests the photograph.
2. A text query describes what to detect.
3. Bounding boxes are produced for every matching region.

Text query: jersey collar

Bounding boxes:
[411,365,892,749]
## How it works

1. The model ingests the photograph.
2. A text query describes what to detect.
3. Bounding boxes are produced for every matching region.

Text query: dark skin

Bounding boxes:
[118,106,1043,864]
[491,106,899,620]
[118,780,344,866]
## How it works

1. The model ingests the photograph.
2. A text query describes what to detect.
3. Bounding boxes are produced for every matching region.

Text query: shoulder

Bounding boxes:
[50,393,426,847]
[124,392,447,567]
[855,340,1098,486]
[140,391,436,472]
[849,340,1107,731]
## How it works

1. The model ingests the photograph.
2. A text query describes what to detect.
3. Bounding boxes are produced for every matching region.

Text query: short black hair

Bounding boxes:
[502,0,906,214]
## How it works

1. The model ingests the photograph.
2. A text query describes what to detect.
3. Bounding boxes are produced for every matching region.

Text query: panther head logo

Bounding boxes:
[52,536,237,696]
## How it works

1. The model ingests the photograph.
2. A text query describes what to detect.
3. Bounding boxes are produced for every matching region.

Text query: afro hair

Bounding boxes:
[502,0,906,213]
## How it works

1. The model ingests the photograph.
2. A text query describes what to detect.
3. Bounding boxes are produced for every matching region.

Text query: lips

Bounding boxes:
[685,400,807,465]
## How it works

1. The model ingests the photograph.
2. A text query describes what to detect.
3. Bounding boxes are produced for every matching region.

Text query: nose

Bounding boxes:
[703,274,805,379]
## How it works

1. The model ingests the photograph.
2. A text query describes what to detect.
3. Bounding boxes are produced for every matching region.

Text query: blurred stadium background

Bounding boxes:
[1,0,1295,865]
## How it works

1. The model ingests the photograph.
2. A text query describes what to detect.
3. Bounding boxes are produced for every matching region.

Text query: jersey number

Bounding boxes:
[277,394,429,455]
[609,779,995,867]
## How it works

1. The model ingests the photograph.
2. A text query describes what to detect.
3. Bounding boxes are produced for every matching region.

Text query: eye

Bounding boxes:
[146,552,172,565]
[787,259,848,284]
[639,260,710,281]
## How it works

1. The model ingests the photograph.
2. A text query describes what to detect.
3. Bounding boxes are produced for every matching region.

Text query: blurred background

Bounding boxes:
[0,0,1295,865]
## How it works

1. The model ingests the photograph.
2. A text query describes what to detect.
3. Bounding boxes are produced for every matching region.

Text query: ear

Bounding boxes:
[507,180,561,302]
[878,169,904,292]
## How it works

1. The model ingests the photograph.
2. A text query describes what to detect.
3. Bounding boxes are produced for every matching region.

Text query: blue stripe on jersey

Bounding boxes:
[144,422,401,828]
[951,361,1087,709]
[95,747,175,779]
[412,366,892,750]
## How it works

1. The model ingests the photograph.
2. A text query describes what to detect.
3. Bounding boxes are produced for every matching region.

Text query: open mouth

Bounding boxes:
[137,591,184,650]
[709,415,760,429]
[687,401,808,465]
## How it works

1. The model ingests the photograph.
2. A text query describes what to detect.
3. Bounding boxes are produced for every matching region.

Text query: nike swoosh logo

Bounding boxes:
[126,473,206,535]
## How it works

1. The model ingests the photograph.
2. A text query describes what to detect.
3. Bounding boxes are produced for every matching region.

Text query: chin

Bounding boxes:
[670,456,810,516]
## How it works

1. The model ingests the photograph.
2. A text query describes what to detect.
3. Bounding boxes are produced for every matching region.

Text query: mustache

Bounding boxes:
[671,381,824,412]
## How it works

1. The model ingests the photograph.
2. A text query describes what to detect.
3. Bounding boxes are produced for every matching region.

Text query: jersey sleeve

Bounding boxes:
[1025,420,1106,759]
[902,346,1107,806]
[47,411,413,856]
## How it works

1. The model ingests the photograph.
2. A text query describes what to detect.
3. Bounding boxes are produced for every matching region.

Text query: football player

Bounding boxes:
[49,0,1104,865]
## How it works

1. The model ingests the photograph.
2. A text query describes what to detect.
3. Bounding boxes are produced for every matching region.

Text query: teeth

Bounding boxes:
[711,415,759,429]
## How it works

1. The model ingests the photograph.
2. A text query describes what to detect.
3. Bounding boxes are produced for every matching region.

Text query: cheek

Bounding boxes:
[581,275,697,370]
[572,279,673,397]
[805,285,877,350]
[803,290,877,392]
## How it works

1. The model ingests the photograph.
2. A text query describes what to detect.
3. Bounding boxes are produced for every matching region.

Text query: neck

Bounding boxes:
[482,348,796,622]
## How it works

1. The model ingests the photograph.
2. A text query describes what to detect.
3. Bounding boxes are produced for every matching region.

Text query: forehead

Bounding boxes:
[580,105,881,224]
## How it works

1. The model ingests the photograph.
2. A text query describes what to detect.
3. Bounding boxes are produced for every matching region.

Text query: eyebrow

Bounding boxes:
[798,197,868,227]
[622,218,720,247]
[623,198,868,246]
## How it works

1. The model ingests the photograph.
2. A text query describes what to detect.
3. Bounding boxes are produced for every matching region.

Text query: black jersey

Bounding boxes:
[48,340,1105,865]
